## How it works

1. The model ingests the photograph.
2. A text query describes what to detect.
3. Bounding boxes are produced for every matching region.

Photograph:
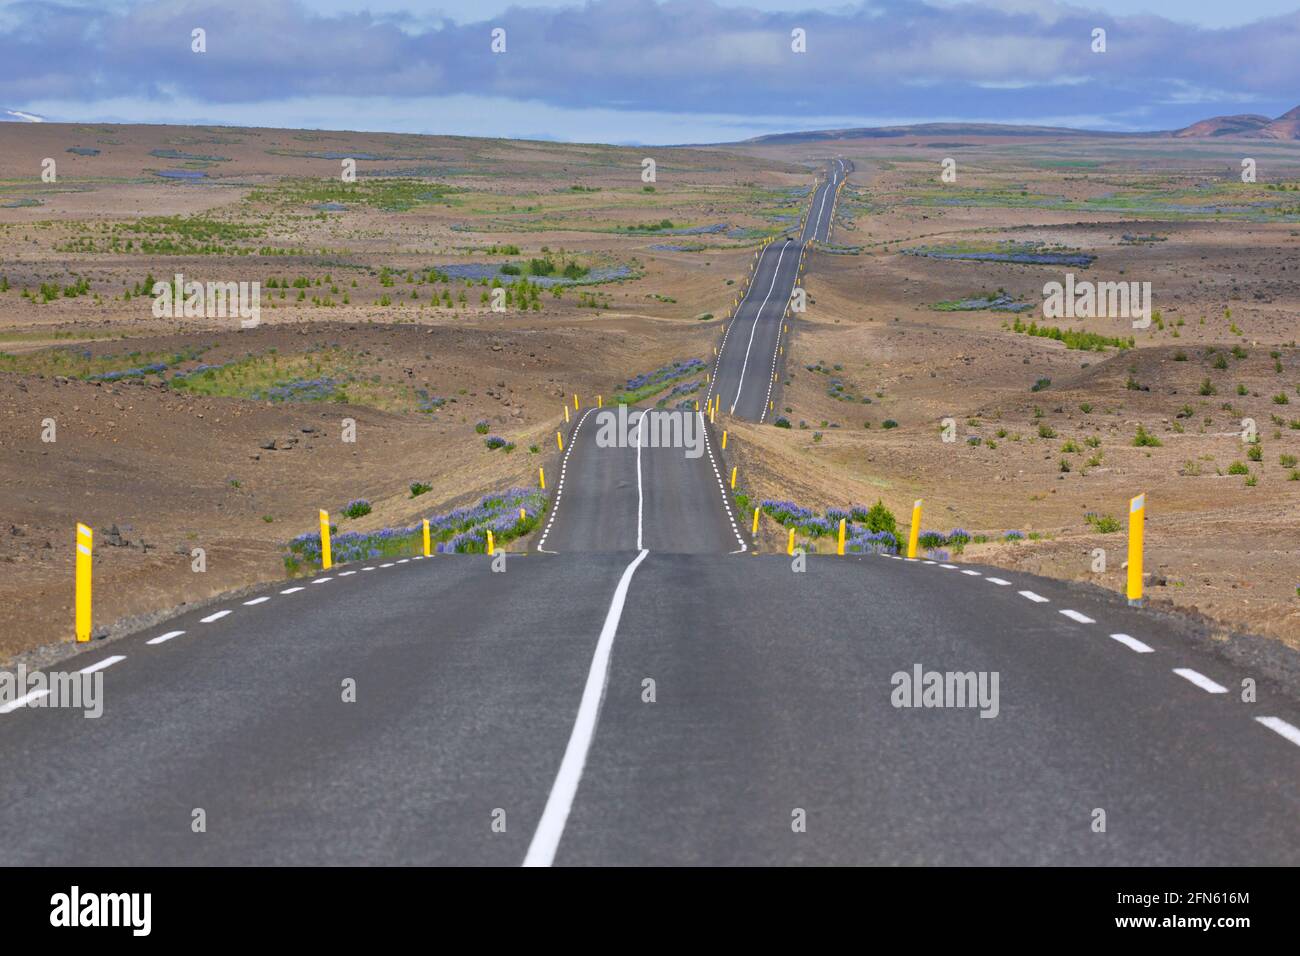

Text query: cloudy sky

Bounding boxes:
[2,0,1297,143]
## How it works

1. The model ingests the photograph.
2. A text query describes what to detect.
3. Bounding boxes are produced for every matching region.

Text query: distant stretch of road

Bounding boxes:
[1,157,1296,867]
[707,158,848,422]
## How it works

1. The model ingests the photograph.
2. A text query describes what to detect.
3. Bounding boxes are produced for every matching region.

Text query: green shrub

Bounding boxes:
[1133,425,1162,447]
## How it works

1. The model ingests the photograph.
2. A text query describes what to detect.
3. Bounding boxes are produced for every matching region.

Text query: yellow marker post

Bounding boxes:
[1127,493,1146,606]
[319,509,332,571]
[752,507,760,535]
[75,523,92,642]
[837,518,846,556]
[564,404,570,423]
[573,393,579,411]
[730,467,737,490]
[787,528,796,556]
[556,431,564,451]
[422,518,431,557]
[520,507,526,521]
[598,395,603,408]
[694,400,700,412]
[721,430,728,449]
[487,530,495,556]
[907,499,922,559]
[710,401,716,425]
[539,467,546,490]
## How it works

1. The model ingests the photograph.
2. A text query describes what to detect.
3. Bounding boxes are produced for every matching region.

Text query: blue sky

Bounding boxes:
[2,0,1297,143]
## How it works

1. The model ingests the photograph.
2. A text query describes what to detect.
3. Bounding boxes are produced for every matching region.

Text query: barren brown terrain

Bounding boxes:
[1,122,1297,662]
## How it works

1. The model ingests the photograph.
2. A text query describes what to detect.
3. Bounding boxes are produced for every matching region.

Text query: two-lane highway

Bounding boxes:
[708,158,848,421]
[3,547,1296,865]
[1,155,1296,868]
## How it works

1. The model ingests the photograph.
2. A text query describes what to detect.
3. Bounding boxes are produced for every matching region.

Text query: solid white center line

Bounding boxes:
[200,610,231,623]
[147,630,186,645]
[1255,716,1300,747]
[1059,609,1095,624]
[730,240,792,413]
[1173,668,1228,694]
[1109,633,1154,653]
[0,690,51,714]
[1018,590,1048,603]
[0,689,51,714]
[280,586,304,594]
[78,655,125,675]
[243,596,270,605]
[635,409,645,550]
[985,577,1011,586]
[524,548,651,867]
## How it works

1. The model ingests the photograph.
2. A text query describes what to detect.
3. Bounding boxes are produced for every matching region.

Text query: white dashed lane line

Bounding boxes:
[281,586,304,594]
[146,630,185,646]
[1174,668,1228,694]
[200,610,232,623]
[697,411,747,553]
[1256,716,1300,747]
[537,408,595,553]
[1109,633,1154,654]
[311,577,333,585]
[243,597,270,606]
[78,655,125,675]
[880,551,1300,749]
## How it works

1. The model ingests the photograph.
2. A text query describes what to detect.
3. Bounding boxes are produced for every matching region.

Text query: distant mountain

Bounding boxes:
[1173,107,1300,139]
[1173,114,1273,138]
[0,108,46,123]
[736,107,1300,146]
[739,122,1139,145]
[1260,106,1300,140]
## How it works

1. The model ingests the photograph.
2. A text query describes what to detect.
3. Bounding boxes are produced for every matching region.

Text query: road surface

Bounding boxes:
[707,158,848,422]
[1,158,1296,867]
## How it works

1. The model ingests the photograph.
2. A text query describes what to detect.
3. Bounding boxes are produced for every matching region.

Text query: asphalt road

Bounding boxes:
[707,158,848,422]
[1,156,1296,866]
[2,549,1296,865]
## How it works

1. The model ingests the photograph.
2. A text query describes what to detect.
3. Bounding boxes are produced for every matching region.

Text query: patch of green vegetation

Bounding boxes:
[57,215,266,255]
[1009,316,1134,351]
[247,177,460,212]
[0,344,206,380]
